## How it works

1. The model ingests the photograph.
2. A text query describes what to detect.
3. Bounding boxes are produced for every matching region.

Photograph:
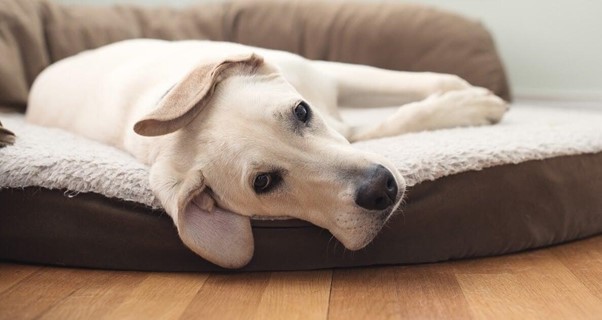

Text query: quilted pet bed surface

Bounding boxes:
[1,101,601,208]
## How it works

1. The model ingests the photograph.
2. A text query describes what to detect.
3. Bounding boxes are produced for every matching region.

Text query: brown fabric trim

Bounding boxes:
[1,152,600,271]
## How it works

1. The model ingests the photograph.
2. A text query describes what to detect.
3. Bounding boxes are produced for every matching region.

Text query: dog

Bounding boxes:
[25,39,507,268]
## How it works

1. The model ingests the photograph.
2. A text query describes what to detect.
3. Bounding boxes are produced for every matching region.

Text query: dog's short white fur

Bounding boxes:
[26,39,507,268]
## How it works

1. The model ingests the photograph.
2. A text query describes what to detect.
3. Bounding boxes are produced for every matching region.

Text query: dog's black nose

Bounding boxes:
[355,165,398,211]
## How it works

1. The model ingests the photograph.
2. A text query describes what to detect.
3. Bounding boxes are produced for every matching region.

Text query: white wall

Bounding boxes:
[396,0,602,100]
[54,0,602,99]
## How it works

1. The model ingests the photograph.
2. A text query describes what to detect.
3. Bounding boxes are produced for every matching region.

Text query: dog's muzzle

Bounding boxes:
[354,164,399,211]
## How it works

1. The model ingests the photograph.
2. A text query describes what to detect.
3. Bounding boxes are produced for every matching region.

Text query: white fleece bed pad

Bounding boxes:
[1,100,601,210]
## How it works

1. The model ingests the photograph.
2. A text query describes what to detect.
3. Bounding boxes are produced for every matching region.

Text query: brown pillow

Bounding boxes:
[0,0,510,112]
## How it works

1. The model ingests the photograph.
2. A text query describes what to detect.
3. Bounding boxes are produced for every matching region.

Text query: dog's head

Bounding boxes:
[134,54,405,268]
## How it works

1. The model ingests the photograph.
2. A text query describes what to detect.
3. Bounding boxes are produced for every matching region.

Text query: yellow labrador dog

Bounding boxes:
[26,39,507,268]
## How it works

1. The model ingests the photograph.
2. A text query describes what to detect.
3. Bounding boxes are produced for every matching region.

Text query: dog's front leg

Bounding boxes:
[348,87,508,142]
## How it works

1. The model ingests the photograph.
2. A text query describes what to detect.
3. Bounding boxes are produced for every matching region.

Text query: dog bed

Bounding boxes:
[1,0,601,271]
[2,100,602,271]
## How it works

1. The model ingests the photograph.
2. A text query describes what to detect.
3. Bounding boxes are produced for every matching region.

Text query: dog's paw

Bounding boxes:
[426,87,508,128]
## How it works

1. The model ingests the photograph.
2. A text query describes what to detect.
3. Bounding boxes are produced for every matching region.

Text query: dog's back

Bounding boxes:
[28,40,181,147]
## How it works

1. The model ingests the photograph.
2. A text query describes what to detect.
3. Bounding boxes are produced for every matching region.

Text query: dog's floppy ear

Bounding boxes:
[150,161,254,269]
[134,53,264,137]
[178,186,254,269]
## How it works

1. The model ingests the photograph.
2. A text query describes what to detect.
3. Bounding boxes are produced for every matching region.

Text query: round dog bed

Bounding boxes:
[1,101,601,271]
[1,0,600,271]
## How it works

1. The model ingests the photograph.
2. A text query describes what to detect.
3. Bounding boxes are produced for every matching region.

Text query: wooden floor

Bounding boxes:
[1,236,601,320]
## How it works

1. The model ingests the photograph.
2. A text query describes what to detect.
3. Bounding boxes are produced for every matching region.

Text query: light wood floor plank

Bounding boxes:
[103,273,209,320]
[0,267,99,320]
[179,272,270,320]
[38,271,147,320]
[394,267,473,319]
[551,236,602,300]
[328,267,402,320]
[447,248,549,275]
[254,271,332,320]
[456,250,602,320]
[0,263,42,294]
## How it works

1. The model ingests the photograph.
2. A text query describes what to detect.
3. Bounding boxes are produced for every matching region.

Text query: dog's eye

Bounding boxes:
[294,101,310,123]
[253,172,281,194]
[254,174,271,191]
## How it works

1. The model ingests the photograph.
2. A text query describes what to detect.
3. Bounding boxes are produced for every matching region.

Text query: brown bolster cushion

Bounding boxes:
[0,0,510,112]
